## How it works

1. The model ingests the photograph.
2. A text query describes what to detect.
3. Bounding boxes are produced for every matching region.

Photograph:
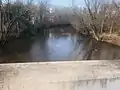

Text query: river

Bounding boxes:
[0,28,120,63]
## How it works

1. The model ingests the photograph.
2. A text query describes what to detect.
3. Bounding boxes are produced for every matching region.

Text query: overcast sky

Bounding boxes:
[49,0,85,7]
[10,0,85,7]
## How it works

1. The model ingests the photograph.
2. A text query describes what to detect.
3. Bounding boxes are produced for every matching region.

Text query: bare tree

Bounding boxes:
[71,0,120,40]
[34,0,49,28]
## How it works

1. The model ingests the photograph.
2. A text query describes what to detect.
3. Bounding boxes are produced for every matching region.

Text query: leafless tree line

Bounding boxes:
[72,0,120,40]
[0,0,49,43]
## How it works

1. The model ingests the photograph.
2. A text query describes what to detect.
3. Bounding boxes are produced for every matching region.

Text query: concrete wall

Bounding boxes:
[0,60,120,90]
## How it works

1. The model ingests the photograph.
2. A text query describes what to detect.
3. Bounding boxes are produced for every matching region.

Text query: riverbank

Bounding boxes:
[100,34,120,47]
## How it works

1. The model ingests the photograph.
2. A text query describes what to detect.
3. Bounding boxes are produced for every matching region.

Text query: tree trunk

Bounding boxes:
[110,22,113,35]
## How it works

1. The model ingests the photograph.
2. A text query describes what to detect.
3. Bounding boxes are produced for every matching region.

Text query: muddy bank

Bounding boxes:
[100,34,120,47]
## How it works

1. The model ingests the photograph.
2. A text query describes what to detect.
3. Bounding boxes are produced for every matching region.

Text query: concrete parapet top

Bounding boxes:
[0,60,120,90]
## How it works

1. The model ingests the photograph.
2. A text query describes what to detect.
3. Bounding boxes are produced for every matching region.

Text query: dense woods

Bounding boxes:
[72,0,120,40]
[0,0,50,43]
[0,0,120,43]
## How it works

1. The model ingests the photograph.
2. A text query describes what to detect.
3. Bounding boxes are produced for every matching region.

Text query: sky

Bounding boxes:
[9,0,85,7]
[49,0,85,7]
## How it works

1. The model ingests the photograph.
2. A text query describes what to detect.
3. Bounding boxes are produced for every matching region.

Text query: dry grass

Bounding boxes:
[100,34,120,46]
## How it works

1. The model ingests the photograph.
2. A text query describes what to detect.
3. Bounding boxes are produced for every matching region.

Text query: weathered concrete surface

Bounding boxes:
[0,60,120,90]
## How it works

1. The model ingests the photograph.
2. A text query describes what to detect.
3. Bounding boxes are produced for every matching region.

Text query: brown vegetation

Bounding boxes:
[72,0,120,41]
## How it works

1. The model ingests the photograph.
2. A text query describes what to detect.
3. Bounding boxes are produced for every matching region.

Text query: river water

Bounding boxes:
[0,29,120,63]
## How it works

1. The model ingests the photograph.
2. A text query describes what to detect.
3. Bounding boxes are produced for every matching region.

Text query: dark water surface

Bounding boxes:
[0,32,120,63]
